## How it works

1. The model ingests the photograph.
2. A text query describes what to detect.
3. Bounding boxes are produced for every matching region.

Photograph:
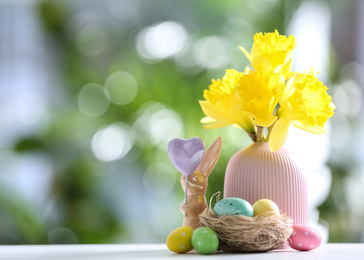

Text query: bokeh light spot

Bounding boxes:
[193,36,231,69]
[78,83,110,117]
[105,71,138,105]
[288,1,331,74]
[48,227,79,244]
[136,21,188,61]
[333,80,362,118]
[77,23,110,56]
[91,123,135,162]
[143,163,176,196]
[133,102,184,149]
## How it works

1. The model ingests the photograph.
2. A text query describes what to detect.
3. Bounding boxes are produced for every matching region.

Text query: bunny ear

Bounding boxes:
[196,136,223,177]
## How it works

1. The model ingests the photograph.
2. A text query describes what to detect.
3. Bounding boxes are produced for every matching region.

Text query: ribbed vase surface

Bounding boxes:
[224,142,308,225]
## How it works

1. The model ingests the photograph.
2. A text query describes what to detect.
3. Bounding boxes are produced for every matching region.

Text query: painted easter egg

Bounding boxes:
[191,227,219,254]
[288,225,322,251]
[252,199,280,216]
[214,197,254,217]
[166,226,194,253]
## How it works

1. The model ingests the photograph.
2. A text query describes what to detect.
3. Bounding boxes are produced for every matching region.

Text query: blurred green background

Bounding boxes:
[0,0,363,244]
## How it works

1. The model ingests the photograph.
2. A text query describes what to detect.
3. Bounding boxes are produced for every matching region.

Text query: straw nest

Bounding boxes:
[199,195,293,253]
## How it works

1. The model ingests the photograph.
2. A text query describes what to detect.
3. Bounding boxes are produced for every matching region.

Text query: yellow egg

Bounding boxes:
[166,226,194,253]
[252,199,280,217]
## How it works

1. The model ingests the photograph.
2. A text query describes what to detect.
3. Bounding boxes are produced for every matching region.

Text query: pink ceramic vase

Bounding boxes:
[224,142,308,225]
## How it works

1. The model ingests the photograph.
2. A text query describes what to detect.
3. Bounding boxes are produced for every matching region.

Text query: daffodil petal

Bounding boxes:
[329,102,336,111]
[200,117,216,124]
[231,124,242,129]
[291,120,325,135]
[254,116,278,128]
[302,67,318,75]
[283,75,296,98]
[199,100,234,123]
[243,66,251,74]
[239,46,252,62]
[275,59,293,79]
[230,103,255,133]
[269,118,290,152]
[251,56,273,72]
[203,121,233,129]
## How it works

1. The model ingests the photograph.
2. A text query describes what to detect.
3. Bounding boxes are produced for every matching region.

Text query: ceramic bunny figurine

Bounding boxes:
[179,136,223,230]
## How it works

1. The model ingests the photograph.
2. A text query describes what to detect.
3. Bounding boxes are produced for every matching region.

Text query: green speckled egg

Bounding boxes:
[191,227,219,254]
[214,197,254,217]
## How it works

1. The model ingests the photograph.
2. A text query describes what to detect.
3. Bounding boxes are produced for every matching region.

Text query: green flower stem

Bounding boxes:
[242,124,257,142]
[256,126,265,142]
[246,131,257,142]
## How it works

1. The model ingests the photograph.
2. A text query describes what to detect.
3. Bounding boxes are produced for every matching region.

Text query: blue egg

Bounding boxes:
[214,197,254,217]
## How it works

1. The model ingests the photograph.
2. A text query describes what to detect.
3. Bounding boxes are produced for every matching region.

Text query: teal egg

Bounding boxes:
[191,227,219,254]
[214,197,254,217]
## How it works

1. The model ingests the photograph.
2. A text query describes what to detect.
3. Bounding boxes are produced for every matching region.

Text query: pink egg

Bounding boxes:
[288,225,322,251]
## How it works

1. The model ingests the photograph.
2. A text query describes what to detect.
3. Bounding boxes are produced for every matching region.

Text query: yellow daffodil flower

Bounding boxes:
[240,30,295,79]
[199,69,255,134]
[236,57,285,127]
[200,30,335,151]
[269,73,336,152]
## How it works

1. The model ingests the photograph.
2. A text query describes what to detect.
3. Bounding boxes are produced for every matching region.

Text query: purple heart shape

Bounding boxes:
[167,137,206,176]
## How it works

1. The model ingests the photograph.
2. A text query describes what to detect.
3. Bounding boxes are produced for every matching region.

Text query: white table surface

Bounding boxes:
[0,243,363,260]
